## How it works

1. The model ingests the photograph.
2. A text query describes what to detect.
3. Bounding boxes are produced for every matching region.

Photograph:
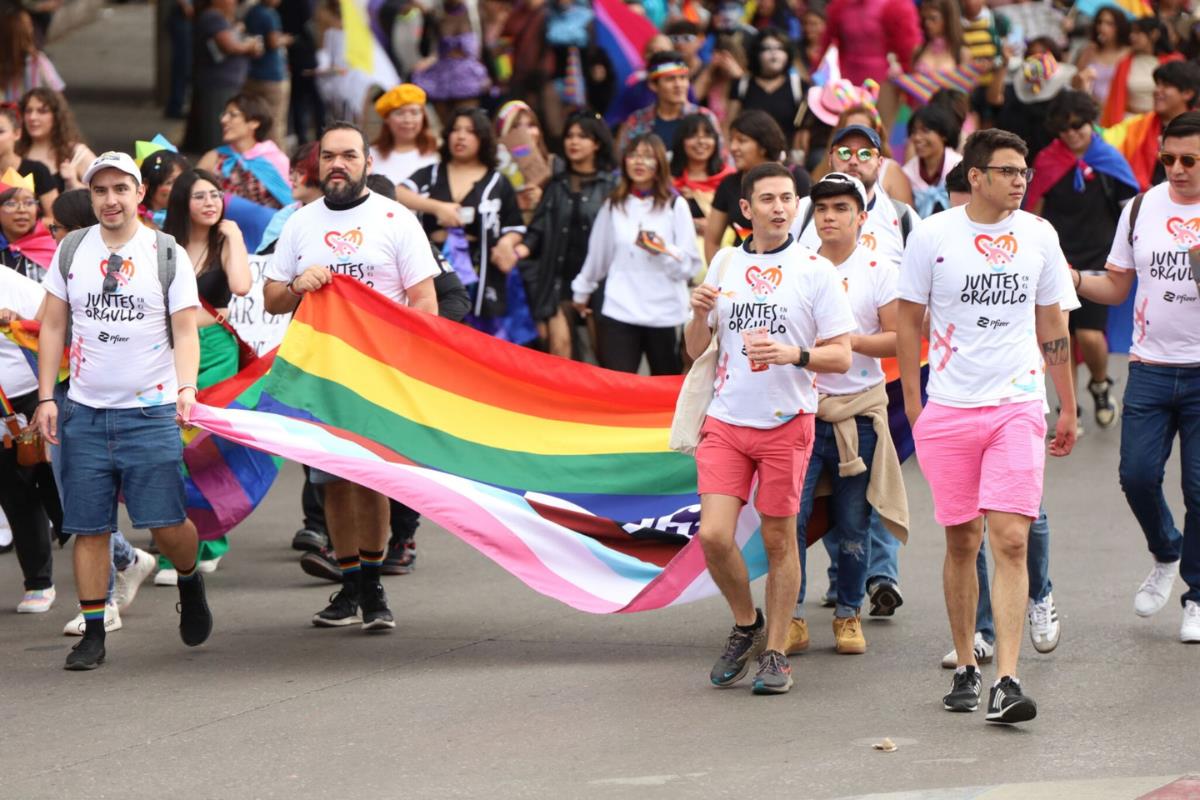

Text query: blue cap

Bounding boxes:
[830,124,882,150]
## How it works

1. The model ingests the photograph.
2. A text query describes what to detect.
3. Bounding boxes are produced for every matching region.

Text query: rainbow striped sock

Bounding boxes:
[338,556,361,576]
[360,549,385,583]
[80,598,106,637]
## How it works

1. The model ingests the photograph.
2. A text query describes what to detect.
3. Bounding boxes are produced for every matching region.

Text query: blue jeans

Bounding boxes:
[59,399,186,535]
[820,510,898,593]
[796,417,877,618]
[50,385,136,601]
[975,505,1052,643]
[1118,362,1200,607]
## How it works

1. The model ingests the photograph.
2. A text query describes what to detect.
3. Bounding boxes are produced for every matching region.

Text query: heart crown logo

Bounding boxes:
[1165,216,1200,248]
[324,228,364,257]
[745,266,783,298]
[974,233,1019,266]
[860,232,877,251]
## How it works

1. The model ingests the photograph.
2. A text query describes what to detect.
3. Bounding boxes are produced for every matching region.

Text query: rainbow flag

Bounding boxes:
[594,0,658,119]
[1,320,69,383]
[189,277,923,613]
[892,64,985,105]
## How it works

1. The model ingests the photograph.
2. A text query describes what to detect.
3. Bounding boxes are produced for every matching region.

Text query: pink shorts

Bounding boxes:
[913,400,1046,526]
[695,414,815,518]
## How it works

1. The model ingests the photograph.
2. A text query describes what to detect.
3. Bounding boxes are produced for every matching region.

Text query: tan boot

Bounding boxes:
[832,614,866,654]
[783,617,809,655]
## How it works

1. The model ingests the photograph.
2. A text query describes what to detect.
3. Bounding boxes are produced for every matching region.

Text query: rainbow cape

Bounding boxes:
[191,277,922,613]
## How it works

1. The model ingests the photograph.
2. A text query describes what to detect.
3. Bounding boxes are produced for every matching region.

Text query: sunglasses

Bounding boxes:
[1159,152,1200,169]
[834,146,877,163]
[1058,119,1091,133]
[103,253,124,294]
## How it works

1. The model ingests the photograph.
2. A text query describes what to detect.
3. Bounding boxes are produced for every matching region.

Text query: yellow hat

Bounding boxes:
[375,84,427,118]
[0,167,34,193]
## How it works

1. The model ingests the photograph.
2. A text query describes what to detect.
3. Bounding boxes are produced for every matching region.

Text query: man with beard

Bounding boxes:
[264,123,439,631]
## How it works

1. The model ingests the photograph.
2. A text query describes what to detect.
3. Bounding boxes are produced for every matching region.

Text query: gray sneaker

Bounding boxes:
[751,649,793,695]
[709,611,765,687]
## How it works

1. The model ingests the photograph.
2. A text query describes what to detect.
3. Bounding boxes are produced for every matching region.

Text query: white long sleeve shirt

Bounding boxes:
[571,194,701,327]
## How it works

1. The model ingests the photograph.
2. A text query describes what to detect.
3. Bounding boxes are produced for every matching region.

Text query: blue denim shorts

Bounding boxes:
[59,398,187,535]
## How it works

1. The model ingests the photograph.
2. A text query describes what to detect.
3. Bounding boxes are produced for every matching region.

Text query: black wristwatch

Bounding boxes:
[795,347,810,368]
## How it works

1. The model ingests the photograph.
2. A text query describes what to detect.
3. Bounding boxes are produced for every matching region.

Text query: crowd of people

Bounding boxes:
[0,0,1197,727]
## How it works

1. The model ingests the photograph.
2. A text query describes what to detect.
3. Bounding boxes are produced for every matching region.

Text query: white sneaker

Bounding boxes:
[1028,593,1061,653]
[62,601,122,636]
[1182,601,1200,643]
[1134,559,1180,617]
[941,632,995,669]
[154,568,178,586]
[197,556,222,574]
[0,523,12,549]
[114,548,156,610]
[17,587,56,613]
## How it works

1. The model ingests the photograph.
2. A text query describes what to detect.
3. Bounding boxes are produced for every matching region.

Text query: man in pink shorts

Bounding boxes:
[686,162,855,695]
[897,129,1077,724]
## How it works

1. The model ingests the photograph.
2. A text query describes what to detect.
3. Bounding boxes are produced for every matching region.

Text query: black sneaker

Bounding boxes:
[381,540,416,576]
[292,527,328,553]
[867,580,904,617]
[751,649,793,695]
[943,665,982,712]
[300,547,342,583]
[177,574,213,647]
[312,586,360,627]
[986,676,1038,724]
[359,581,395,632]
[64,635,106,670]
[1088,378,1119,429]
[709,610,766,687]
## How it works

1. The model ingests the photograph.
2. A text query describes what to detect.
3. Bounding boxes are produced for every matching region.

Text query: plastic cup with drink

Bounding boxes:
[741,326,770,372]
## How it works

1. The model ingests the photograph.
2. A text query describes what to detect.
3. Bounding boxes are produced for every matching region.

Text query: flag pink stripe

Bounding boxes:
[593,0,641,67]
[191,407,623,613]
[618,537,709,612]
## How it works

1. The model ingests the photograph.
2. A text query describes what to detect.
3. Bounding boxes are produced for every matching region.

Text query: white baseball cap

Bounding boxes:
[83,151,142,186]
[811,171,869,211]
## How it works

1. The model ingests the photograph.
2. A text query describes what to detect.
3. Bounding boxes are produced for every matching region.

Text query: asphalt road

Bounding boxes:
[1,357,1197,800]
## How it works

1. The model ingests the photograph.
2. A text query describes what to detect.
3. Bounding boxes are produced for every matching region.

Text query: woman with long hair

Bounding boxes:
[1074,6,1132,110]
[671,112,735,237]
[138,150,190,229]
[196,93,292,210]
[1101,16,1182,126]
[369,83,440,185]
[495,100,553,222]
[0,172,54,281]
[15,88,95,193]
[399,108,530,342]
[0,104,55,216]
[912,0,970,74]
[516,111,618,359]
[704,109,786,263]
[570,133,700,375]
[0,7,63,103]
[726,28,805,149]
[158,168,252,583]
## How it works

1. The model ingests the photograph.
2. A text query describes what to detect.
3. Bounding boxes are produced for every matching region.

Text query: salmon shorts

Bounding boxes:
[912,400,1047,526]
[695,414,816,518]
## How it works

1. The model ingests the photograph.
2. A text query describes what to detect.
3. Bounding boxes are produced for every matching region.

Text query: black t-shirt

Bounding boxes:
[18,159,54,199]
[1042,168,1136,271]
[712,171,751,240]
[736,77,800,142]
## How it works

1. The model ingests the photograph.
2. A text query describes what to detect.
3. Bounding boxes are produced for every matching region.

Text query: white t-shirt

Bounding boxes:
[265,192,440,306]
[1105,183,1200,364]
[898,206,1069,408]
[369,146,439,186]
[792,188,916,269]
[0,268,46,398]
[42,226,200,409]
[816,245,898,396]
[704,237,857,429]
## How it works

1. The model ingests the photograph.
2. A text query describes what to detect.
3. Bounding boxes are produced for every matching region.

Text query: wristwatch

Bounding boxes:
[795,347,810,368]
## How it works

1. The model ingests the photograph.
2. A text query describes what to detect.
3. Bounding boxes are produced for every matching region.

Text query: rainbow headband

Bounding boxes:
[649,62,689,81]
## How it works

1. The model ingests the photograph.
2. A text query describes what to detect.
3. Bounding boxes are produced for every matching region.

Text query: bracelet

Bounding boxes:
[37,398,56,405]
[286,278,302,297]
[178,384,198,395]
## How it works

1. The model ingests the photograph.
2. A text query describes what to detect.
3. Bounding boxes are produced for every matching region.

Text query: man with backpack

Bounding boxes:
[33,152,210,671]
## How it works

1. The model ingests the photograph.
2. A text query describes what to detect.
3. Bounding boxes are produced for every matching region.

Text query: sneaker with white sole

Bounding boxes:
[1182,600,1200,643]
[941,631,994,669]
[114,548,156,611]
[1134,559,1179,617]
[197,556,221,574]
[62,601,122,636]
[1027,593,1061,653]
[17,587,56,613]
[154,568,178,587]
[986,676,1037,724]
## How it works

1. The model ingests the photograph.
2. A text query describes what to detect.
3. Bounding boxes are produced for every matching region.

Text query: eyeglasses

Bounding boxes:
[103,253,124,294]
[46,222,62,237]
[1159,152,1200,169]
[0,198,37,211]
[834,146,877,163]
[979,165,1035,181]
[669,34,697,44]
[625,154,657,165]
